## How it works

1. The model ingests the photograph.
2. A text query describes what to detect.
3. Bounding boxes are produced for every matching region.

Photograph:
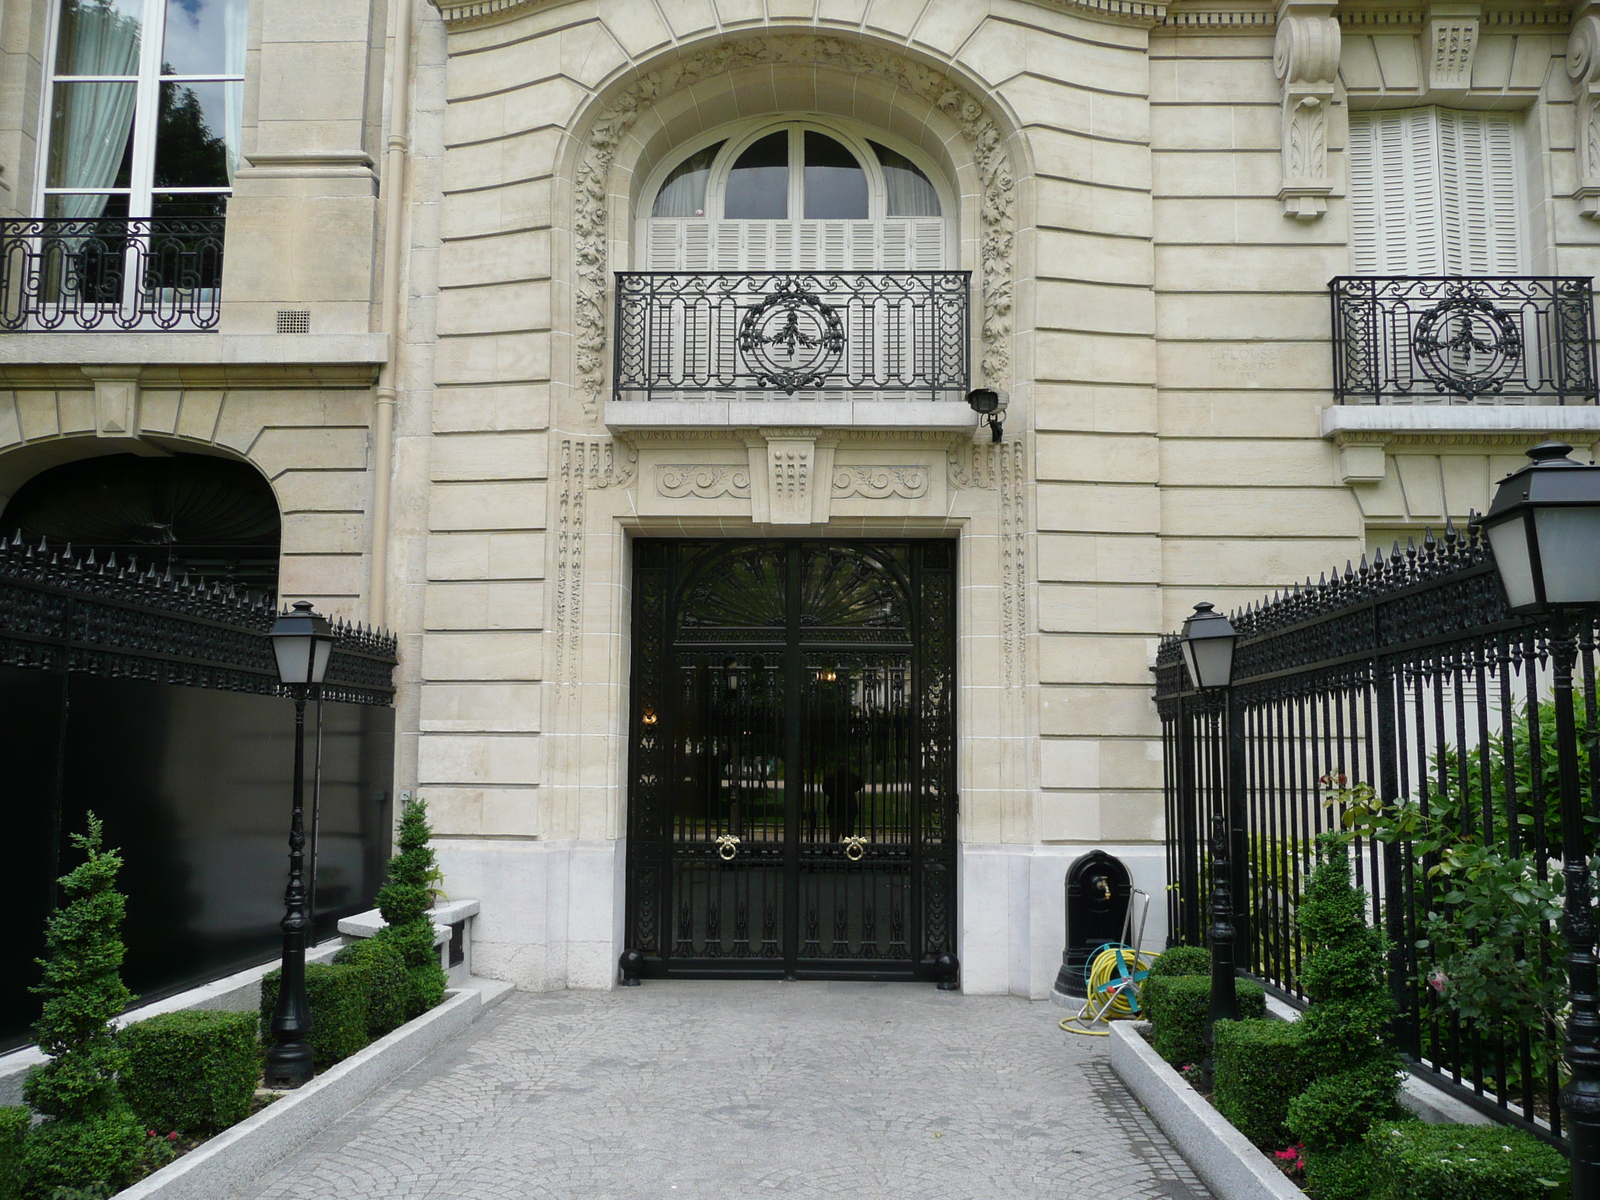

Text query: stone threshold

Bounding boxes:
[1109,1020,1304,1200]
[115,978,515,1200]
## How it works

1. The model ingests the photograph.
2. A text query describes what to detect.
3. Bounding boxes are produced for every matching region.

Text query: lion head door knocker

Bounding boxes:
[715,833,741,861]
[1411,291,1523,400]
[842,836,867,862]
[737,278,845,394]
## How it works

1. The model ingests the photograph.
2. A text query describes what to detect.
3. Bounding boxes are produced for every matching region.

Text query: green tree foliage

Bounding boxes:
[20,815,146,1198]
[372,796,448,1019]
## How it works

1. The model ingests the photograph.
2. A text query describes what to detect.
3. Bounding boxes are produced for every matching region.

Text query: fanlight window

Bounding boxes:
[642,122,949,271]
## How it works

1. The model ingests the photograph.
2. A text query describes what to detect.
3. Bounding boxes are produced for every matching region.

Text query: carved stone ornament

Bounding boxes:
[1273,3,1340,221]
[657,464,752,499]
[1427,4,1480,93]
[831,466,930,499]
[572,35,1016,417]
[765,438,818,525]
[1571,14,1600,219]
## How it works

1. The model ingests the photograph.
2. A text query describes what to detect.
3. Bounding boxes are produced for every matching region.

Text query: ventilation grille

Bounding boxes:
[276,310,310,334]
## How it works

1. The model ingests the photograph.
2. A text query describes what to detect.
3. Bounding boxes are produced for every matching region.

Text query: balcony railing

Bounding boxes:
[0,217,225,332]
[613,271,970,402]
[1330,276,1597,405]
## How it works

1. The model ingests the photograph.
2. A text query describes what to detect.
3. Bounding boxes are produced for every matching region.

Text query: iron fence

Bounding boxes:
[0,217,226,331]
[1158,525,1595,1144]
[1330,276,1597,405]
[613,271,970,401]
[0,532,396,704]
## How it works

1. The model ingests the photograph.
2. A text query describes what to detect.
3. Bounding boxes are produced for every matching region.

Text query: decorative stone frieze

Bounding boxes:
[1572,12,1600,218]
[571,35,1016,419]
[657,465,751,499]
[831,467,930,500]
[1274,0,1341,220]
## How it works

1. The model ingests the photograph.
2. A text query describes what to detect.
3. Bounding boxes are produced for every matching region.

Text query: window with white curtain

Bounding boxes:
[1347,107,1524,275]
[41,0,247,221]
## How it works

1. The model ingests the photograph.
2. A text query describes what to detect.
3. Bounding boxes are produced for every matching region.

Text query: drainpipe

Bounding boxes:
[368,0,414,626]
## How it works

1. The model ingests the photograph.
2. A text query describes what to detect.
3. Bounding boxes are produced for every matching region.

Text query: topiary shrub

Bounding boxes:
[20,815,147,1200]
[0,1106,29,1200]
[1143,975,1265,1068]
[1365,1120,1569,1200]
[1305,1140,1378,1200]
[372,796,448,1019]
[1211,1018,1311,1147]
[120,1010,258,1137]
[259,963,369,1071]
[1146,945,1212,979]
[333,938,409,1038]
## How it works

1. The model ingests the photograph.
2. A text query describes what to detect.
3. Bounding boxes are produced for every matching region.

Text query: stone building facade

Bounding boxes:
[0,0,1595,997]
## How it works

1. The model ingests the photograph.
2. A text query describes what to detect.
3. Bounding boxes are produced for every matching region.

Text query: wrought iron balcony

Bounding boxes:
[613,271,970,402]
[1330,276,1597,405]
[0,217,225,332]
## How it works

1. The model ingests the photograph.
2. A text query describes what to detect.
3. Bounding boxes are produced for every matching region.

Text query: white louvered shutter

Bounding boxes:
[1348,108,1523,276]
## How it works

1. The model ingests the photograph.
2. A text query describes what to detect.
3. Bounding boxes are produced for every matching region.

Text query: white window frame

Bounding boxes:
[633,117,957,269]
[36,0,244,220]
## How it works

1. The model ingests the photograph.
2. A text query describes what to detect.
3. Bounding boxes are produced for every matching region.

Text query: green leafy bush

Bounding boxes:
[1366,1121,1569,1200]
[1283,836,1403,1165]
[1211,1018,1310,1147]
[1305,1141,1377,1200]
[333,938,408,1038]
[1142,975,1265,1068]
[259,963,369,1070]
[1145,946,1211,979]
[121,1010,258,1136]
[374,796,448,1019]
[0,1107,28,1200]
[20,815,146,1199]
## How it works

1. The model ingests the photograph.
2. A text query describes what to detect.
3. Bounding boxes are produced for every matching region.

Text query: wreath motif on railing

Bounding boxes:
[1411,294,1523,399]
[736,285,845,393]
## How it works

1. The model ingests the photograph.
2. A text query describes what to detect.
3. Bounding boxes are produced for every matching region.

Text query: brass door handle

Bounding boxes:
[842,836,867,862]
[716,834,741,861]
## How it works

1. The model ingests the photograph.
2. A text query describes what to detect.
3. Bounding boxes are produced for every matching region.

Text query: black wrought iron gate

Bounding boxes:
[624,539,956,980]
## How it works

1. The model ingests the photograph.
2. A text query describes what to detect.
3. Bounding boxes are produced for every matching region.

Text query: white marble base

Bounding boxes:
[432,839,626,991]
[958,844,1169,999]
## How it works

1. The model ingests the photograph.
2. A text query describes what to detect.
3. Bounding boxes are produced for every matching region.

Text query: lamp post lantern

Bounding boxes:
[1480,441,1600,1197]
[264,599,335,1089]
[1180,601,1241,1086]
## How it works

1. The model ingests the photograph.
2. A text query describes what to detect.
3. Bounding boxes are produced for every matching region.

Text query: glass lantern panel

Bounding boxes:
[1485,515,1537,609]
[1534,507,1600,607]
[311,637,334,685]
[1192,637,1235,690]
[272,635,313,685]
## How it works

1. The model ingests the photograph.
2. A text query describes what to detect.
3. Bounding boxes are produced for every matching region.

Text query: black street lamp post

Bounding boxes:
[1180,601,1241,1086]
[1478,442,1600,1197]
[264,600,336,1090]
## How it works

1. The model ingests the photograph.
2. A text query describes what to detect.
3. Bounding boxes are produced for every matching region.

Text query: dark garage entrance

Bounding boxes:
[623,539,957,981]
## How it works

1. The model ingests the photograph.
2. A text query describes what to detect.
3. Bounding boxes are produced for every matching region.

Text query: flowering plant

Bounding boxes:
[1272,1143,1306,1177]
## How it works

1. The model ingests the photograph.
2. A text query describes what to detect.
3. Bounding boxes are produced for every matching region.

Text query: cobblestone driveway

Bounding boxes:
[243,981,1211,1200]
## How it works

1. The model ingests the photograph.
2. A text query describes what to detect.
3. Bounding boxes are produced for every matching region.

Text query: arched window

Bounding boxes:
[642,121,950,271]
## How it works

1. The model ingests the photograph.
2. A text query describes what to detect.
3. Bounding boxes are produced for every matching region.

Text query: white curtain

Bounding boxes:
[871,142,940,218]
[222,0,247,184]
[652,143,722,219]
[55,0,141,220]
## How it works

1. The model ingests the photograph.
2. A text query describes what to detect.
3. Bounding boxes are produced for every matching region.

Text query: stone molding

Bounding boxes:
[657,464,751,499]
[1321,404,1600,482]
[552,437,637,686]
[435,0,1167,27]
[1274,0,1341,221]
[1426,2,1481,94]
[569,34,1016,419]
[831,466,930,499]
[1572,13,1600,217]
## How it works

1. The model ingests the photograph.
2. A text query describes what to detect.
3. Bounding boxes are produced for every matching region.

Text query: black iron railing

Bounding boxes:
[1330,276,1597,405]
[0,532,396,704]
[0,217,226,331]
[613,271,970,401]
[1158,527,1588,1145]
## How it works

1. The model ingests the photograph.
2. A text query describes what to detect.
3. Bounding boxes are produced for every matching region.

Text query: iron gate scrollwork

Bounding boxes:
[625,539,957,980]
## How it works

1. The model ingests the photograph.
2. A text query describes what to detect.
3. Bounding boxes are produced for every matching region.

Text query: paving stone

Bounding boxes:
[241,982,1212,1200]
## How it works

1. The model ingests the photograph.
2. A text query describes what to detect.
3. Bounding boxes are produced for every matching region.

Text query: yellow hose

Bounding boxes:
[1059,943,1155,1037]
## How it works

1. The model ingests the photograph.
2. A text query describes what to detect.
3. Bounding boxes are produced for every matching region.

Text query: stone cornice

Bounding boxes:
[432,0,1171,30]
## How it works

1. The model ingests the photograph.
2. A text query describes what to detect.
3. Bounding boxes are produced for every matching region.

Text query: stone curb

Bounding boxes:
[1109,1020,1302,1200]
[116,979,516,1200]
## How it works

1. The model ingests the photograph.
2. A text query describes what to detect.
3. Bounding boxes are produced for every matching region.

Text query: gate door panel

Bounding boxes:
[626,539,956,980]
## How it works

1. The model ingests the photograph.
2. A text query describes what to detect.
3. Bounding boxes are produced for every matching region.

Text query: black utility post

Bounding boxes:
[1179,601,1240,1087]
[1478,442,1600,1198]
[264,600,335,1090]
